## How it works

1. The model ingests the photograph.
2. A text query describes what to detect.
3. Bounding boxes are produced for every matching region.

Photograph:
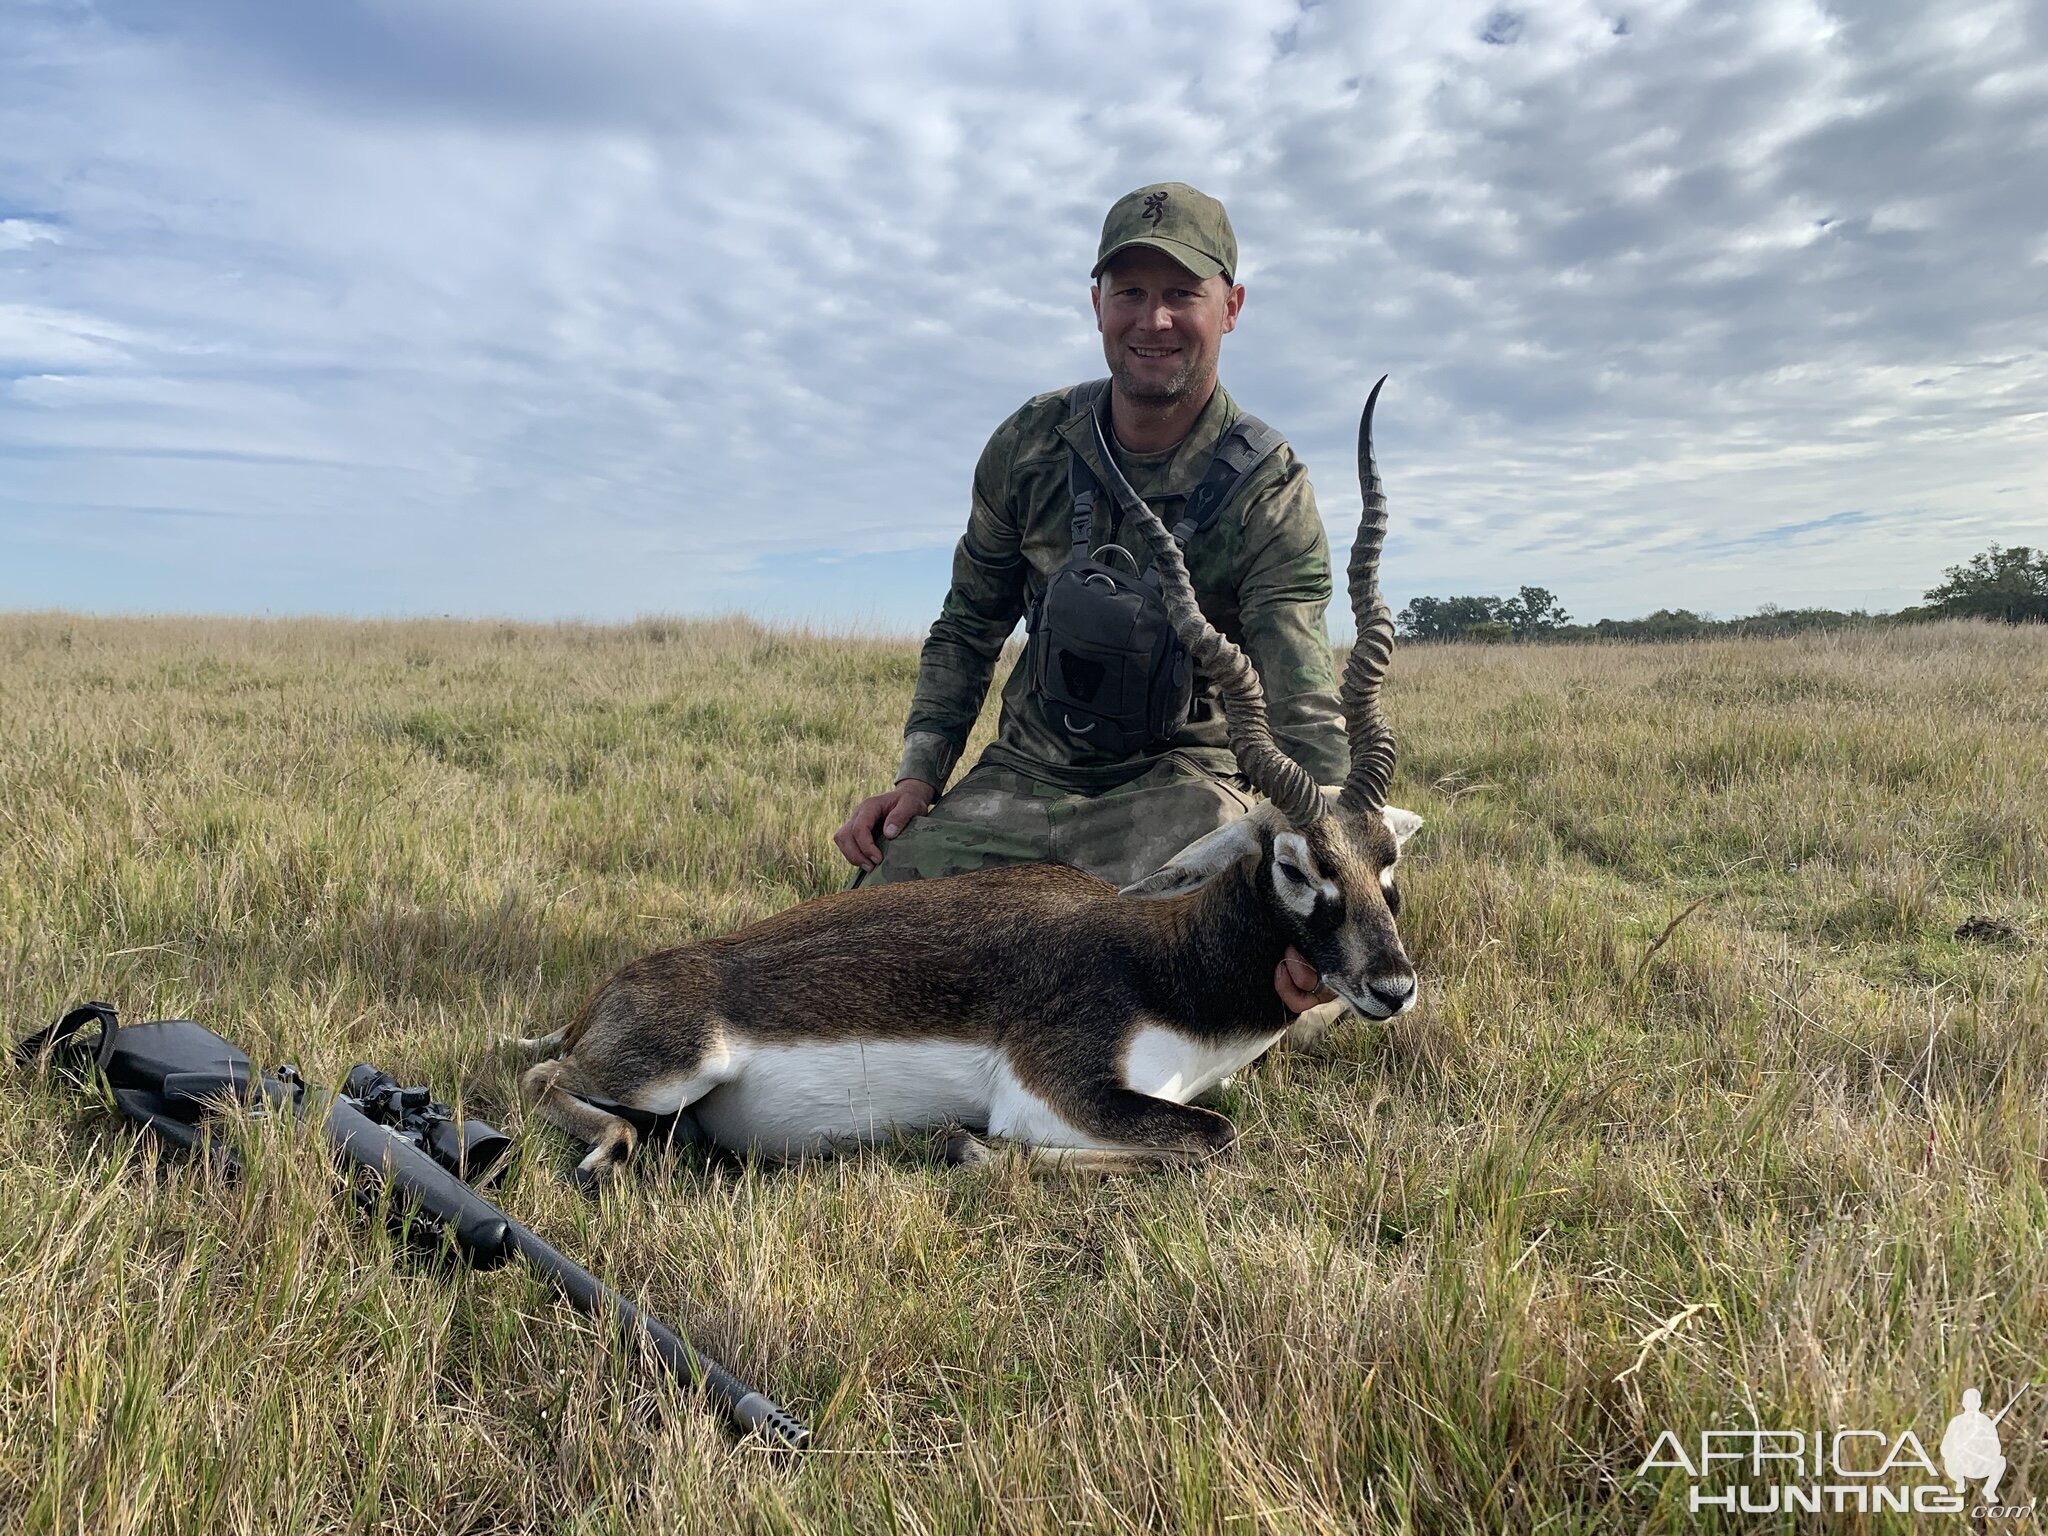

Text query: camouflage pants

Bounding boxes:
[856,754,1257,891]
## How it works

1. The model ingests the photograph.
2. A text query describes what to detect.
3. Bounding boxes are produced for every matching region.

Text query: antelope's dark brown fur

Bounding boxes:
[520,385,1418,1178]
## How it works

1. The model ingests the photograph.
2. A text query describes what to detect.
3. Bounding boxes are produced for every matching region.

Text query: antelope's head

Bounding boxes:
[1116,377,1422,1018]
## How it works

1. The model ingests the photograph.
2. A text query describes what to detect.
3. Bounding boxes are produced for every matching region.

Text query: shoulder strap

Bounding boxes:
[14,1000,120,1076]
[1169,412,1284,543]
[1067,378,1112,421]
[1066,390,1287,557]
[1065,380,1112,558]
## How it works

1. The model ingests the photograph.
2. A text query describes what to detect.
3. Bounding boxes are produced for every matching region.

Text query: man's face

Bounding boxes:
[1091,247,1244,407]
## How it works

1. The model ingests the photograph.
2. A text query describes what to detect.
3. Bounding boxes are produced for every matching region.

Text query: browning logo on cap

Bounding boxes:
[1093,182,1237,282]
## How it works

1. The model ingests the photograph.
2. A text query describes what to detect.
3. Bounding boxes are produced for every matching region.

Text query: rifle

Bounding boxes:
[15,1002,810,1450]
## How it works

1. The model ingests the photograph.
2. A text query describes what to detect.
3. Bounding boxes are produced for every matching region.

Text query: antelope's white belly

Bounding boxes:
[1122,1024,1285,1104]
[691,1039,1000,1156]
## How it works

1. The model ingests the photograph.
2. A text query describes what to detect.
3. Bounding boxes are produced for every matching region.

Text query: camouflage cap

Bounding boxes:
[1092,183,1237,282]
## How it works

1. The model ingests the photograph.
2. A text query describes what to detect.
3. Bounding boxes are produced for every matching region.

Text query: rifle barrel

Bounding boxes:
[322,1094,811,1448]
[1991,1384,2031,1426]
[503,1221,811,1450]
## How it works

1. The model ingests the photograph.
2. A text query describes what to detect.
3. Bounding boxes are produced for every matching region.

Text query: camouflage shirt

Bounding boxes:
[896,380,1347,794]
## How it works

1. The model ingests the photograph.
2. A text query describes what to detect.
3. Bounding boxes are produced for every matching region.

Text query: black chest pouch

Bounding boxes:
[1027,545,1193,759]
[1025,388,1283,761]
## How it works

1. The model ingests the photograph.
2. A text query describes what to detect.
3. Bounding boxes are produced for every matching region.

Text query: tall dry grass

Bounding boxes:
[2,613,2044,1534]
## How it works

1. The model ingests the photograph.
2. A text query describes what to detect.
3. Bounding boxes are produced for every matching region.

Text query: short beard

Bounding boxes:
[1109,353,1203,405]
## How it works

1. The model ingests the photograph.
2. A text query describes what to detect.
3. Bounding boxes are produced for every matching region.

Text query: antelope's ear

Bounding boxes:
[1382,806,1423,850]
[1120,816,1263,899]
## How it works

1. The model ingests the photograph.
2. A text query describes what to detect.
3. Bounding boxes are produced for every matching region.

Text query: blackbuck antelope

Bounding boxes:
[520,381,1420,1178]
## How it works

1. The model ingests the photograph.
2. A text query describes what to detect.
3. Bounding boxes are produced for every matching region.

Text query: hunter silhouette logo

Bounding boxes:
[1942,1387,2023,1501]
[1638,1382,2036,1517]
[1141,190,1169,224]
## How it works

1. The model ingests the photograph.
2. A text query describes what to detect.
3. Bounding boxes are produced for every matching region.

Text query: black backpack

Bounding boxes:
[14,1001,256,1158]
[1025,383,1283,758]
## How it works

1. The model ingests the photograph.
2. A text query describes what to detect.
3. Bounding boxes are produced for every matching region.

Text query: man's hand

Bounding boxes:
[833,779,937,871]
[1275,946,1335,1013]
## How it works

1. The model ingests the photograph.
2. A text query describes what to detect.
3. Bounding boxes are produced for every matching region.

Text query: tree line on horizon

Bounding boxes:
[1395,543,2048,643]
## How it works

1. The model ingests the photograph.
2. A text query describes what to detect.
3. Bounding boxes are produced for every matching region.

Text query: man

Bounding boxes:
[833,182,1343,1014]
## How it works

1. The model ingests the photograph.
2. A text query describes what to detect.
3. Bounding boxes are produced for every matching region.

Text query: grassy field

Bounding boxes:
[2,613,2044,1534]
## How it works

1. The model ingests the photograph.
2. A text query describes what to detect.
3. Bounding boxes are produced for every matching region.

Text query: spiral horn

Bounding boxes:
[1338,377,1397,813]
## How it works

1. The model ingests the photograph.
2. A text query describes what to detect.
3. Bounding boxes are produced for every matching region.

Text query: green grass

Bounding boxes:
[2,614,2044,1533]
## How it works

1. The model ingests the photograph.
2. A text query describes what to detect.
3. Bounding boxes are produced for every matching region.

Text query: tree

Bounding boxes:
[1397,587,1573,641]
[1592,609,1709,641]
[1396,594,1504,640]
[1500,585,1570,638]
[1923,544,2048,624]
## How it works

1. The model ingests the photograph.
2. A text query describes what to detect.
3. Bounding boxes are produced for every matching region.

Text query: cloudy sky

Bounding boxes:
[4,0,2044,631]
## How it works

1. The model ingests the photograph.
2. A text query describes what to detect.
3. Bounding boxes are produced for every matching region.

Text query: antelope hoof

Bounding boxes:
[941,1127,994,1167]
[572,1129,636,1189]
[1284,1000,1351,1049]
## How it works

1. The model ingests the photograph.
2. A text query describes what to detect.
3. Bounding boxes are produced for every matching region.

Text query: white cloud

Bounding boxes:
[0,0,2043,625]
[0,305,144,368]
[0,217,63,250]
